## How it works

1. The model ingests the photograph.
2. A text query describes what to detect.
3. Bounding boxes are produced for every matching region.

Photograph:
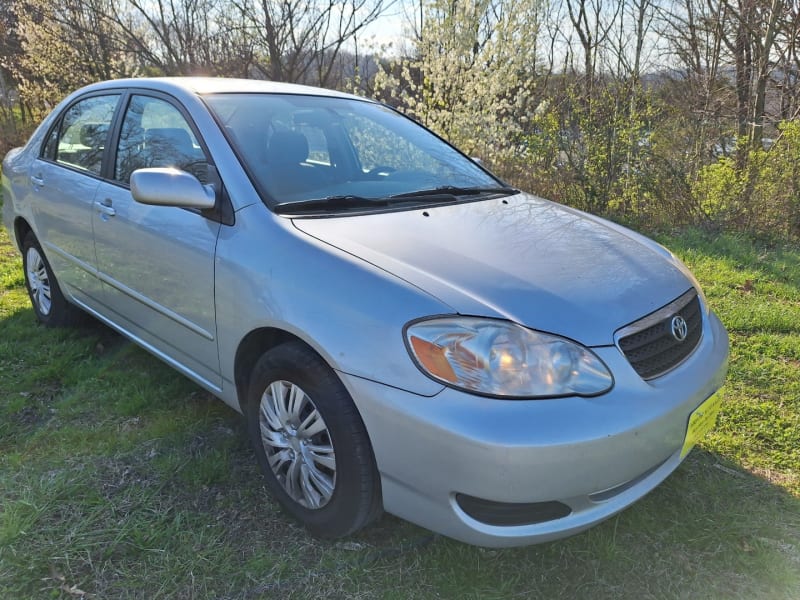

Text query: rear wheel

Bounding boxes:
[22,232,81,327]
[246,341,382,538]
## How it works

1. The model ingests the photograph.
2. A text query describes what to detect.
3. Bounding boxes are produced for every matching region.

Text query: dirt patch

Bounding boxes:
[11,381,62,430]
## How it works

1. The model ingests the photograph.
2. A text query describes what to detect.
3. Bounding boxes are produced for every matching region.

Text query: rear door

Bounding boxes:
[30,93,121,303]
[92,92,222,390]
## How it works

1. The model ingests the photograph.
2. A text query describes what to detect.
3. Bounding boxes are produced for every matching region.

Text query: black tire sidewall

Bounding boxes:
[246,341,381,538]
[21,233,72,326]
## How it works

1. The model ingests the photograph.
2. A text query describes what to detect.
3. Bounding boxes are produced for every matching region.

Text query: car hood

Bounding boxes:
[292,193,694,346]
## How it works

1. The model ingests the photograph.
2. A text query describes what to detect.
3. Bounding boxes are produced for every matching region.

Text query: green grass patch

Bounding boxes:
[1,218,798,598]
[662,231,800,496]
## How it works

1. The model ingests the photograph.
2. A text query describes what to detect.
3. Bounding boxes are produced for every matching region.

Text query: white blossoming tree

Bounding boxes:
[375,0,543,178]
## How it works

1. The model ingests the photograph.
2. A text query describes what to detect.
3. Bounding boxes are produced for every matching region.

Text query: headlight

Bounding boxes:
[405,317,613,398]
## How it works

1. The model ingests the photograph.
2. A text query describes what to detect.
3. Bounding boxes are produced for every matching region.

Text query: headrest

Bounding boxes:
[80,123,109,147]
[145,127,193,151]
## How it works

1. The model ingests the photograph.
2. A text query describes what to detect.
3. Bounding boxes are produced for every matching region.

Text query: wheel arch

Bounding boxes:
[14,217,34,250]
[234,327,325,413]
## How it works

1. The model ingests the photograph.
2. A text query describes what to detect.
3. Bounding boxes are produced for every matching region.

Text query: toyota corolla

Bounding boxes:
[1,78,728,547]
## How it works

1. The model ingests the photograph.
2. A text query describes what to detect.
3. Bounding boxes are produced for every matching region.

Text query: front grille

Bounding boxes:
[618,290,703,380]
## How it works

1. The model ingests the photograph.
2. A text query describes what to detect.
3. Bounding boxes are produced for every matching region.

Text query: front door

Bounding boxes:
[92,93,222,390]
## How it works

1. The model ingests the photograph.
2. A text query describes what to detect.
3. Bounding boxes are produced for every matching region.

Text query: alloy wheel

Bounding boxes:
[26,246,52,316]
[258,380,337,508]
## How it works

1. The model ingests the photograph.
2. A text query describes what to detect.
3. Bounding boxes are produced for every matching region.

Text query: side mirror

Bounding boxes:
[130,167,216,210]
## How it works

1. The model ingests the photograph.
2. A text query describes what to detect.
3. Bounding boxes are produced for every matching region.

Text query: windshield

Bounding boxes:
[203,93,502,212]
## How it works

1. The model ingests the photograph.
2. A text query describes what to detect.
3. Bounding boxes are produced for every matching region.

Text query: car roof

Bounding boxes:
[75,77,371,102]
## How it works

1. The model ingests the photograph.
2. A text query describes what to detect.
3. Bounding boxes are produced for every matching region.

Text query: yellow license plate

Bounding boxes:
[681,391,724,459]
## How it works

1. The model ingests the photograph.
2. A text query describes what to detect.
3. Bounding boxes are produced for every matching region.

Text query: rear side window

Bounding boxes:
[50,95,120,175]
[115,95,207,184]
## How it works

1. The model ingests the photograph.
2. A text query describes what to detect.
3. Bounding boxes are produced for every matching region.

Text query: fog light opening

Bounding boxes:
[455,494,572,526]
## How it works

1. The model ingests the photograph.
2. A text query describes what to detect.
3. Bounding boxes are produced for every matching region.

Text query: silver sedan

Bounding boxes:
[2,78,728,547]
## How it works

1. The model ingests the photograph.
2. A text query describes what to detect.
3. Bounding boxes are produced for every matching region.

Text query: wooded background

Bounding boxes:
[1,0,798,239]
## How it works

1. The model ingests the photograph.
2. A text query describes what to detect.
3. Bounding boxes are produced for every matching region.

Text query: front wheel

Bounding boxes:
[246,341,382,538]
[22,232,81,327]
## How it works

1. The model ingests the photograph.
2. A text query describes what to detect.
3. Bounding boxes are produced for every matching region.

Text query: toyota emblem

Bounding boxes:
[670,315,688,341]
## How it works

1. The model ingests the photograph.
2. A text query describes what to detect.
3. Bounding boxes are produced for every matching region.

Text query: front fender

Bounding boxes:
[215,204,451,399]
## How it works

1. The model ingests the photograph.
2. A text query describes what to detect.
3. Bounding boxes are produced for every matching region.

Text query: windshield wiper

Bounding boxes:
[388,185,519,199]
[274,185,520,214]
[274,195,388,214]
[275,191,462,214]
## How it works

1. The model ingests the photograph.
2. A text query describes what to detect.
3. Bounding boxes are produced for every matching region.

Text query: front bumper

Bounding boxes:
[339,311,729,547]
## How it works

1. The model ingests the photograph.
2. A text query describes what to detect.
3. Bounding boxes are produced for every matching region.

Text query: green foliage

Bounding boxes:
[755,121,800,237]
[371,0,798,241]
[693,156,744,222]
[693,121,800,237]
[513,80,668,224]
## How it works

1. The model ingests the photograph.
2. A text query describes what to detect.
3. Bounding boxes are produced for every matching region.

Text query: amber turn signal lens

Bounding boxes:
[409,335,458,383]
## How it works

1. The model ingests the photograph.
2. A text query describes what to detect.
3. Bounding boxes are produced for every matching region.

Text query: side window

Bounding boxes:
[52,95,120,175]
[115,95,207,184]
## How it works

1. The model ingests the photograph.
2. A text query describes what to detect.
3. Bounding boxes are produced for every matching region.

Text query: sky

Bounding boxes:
[359,2,415,56]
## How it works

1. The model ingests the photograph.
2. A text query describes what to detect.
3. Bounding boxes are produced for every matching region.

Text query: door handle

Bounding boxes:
[30,174,44,187]
[94,198,116,217]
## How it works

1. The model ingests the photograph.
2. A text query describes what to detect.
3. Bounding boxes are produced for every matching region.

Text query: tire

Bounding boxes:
[246,341,382,538]
[22,232,81,327]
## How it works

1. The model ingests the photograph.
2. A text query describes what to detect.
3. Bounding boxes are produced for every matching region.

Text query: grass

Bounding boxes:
[1,214,798,598]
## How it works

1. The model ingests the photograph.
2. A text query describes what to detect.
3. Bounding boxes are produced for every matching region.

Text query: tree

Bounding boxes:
[563,0,620,96]
[104,0,252,76]
[6,0,132,114]
[376,0,542,177]
[230,0,388,86]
